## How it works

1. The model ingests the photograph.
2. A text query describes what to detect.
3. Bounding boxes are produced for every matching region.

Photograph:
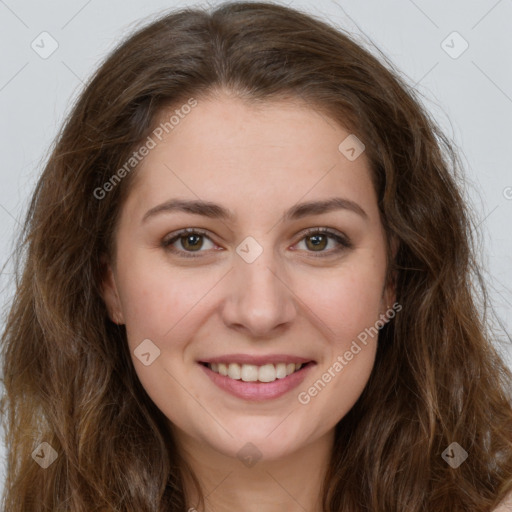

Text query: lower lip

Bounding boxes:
[199,363,315,401]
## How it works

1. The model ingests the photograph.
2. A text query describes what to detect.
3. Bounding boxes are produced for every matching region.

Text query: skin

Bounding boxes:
[101,90,395,512]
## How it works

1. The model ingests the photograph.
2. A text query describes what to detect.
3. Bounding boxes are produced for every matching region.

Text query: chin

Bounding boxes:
[202,414,324,463]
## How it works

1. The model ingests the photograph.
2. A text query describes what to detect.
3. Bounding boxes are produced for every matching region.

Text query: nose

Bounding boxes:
[220,245,297,338]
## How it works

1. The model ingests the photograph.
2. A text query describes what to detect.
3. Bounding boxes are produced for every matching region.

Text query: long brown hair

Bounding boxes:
[1,2,511,510]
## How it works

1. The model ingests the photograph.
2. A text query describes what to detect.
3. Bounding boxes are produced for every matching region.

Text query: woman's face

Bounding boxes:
[102,93,394,462]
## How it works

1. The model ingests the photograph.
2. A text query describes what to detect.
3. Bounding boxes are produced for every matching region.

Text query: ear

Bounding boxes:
[99,253,125,325]
[380,284,396,319]
[379,236,399,320]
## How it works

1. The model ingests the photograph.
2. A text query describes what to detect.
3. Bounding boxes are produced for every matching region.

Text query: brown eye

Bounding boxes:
[161,228,216,258]
[296,228,352,256]
[305,233,329,251]
[179,233,204,251]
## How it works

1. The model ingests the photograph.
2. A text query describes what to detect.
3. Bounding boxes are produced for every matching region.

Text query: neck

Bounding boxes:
[178,429,334,512]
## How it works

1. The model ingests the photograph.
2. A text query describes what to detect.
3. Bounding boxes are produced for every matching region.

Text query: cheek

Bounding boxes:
[123,284,171,346]
[115,259,205,351]
[301,260,386,347]
[296,272,382,424]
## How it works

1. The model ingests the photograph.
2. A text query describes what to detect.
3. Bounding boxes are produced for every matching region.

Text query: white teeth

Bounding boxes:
[275,363,287,379]
[227,363,241,380]
[207,361,306,382]
[240,364,258,382]
[258,364,276,382]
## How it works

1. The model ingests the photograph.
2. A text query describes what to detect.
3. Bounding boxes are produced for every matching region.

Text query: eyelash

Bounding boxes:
[161,227,353,259]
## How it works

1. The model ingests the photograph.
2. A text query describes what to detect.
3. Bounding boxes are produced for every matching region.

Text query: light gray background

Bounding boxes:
[1,0,511,495]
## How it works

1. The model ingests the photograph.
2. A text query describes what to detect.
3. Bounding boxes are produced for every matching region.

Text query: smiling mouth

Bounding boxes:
[199,361,312,383]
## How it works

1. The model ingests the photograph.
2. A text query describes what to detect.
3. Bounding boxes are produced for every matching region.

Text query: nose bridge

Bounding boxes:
[221,235,296,336]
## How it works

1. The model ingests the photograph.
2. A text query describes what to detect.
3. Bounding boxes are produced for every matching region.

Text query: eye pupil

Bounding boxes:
[306,234,327,251]
[182,234,203,251]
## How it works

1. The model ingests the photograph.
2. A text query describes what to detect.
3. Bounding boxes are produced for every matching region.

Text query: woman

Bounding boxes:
[1,2,511,511]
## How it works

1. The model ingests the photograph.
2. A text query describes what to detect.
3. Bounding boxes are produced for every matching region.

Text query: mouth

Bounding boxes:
[200,361,310,383]
[197,356,316,401]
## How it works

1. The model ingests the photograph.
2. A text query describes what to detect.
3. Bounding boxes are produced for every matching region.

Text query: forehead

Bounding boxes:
[121,94,378,225]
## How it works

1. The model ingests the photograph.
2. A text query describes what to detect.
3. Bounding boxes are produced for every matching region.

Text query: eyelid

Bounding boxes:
[298,226,352,247]
[161,226,352,258]
[161,227,217,258]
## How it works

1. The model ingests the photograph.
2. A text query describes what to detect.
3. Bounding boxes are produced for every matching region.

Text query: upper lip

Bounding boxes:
[199,354,315,366]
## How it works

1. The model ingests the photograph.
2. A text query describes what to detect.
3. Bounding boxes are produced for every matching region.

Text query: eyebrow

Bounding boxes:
[141,197,368,224]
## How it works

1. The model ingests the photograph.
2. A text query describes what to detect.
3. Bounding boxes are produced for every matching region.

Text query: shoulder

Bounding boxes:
[493,490,512,511]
